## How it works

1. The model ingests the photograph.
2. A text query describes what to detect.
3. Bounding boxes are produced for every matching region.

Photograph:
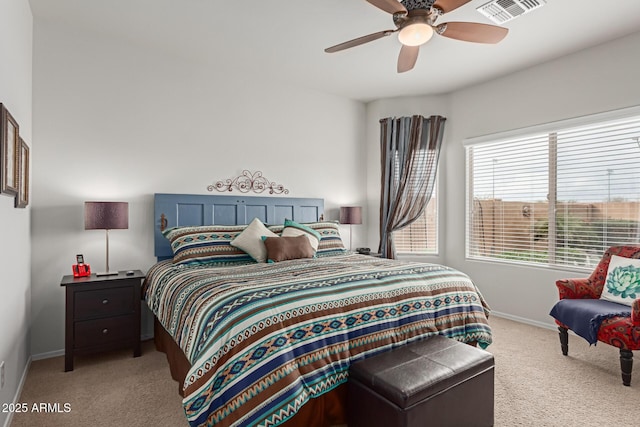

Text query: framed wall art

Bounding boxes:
[15,137,29,208]
[1,103,20,196]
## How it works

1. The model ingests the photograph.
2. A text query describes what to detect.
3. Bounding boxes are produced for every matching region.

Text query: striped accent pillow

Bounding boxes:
[163,225,254,265]
[281,219,321,252]
[269,221,347,257]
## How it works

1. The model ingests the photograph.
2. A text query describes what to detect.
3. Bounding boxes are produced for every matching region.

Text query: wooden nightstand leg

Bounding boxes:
[64,353,73,372]
[133,286,141,358]
[64,286,74,372]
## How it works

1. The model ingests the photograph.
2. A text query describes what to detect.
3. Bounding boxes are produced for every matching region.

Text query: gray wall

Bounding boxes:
[0,0,32,425]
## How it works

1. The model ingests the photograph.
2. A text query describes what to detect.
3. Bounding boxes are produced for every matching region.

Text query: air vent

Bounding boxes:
[477,0,546,24]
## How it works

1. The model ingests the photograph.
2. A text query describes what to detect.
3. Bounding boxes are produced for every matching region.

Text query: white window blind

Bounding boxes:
[466,110,640,269]
[394,150,438,255]
[395,187,438,254]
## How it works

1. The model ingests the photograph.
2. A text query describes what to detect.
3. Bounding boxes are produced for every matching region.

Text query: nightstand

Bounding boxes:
[357,251,382,257]
[60,270,145,371]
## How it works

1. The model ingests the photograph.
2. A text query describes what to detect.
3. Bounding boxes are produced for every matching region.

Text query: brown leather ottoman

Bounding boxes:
[347,335,494,427]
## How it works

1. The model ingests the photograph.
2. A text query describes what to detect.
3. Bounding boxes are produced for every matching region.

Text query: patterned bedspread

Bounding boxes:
[143,254,492,427]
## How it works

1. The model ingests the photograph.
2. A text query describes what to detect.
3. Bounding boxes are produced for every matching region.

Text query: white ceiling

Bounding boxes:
[29,0,640,102]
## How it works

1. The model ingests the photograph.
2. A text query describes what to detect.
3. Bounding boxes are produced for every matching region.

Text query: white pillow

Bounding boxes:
[230,218,278,263]
[600,255,640,306]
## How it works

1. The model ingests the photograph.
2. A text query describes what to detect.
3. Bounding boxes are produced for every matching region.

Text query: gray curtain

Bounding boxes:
[379,115,446,259]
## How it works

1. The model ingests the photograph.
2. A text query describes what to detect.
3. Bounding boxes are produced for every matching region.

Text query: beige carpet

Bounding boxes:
[10,341,187,427]
[10,316,640,426]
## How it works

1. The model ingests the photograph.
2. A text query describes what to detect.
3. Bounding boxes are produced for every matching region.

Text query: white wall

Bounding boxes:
[366,31,640,328]
[30,20,367,356]
[0,0,32,425]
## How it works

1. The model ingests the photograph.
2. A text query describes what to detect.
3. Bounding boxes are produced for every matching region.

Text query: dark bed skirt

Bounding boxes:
[153,316,347,427]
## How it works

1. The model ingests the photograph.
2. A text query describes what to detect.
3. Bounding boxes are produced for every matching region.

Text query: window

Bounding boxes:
[394,149,438,255]
[466,108,640,269]
[395,185,437,254]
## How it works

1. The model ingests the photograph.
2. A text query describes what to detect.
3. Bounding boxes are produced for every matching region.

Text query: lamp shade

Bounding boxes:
[85,202,129,230]
[340,206,362,225]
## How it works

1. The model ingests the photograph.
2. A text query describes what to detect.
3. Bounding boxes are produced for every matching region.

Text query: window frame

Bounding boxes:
[464,105,640,270]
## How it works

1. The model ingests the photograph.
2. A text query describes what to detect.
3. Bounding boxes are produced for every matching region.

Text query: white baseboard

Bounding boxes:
[3,355,32,427]
[31,349,64,361]
[490,311,558,331]
[31,333,154,362]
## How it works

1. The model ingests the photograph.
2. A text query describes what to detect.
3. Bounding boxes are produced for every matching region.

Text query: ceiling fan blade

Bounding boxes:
[366,0,408,15]
[325,29,396,53]
[436,22,508,44]
[397,45,419,73]
[433,0,473,14]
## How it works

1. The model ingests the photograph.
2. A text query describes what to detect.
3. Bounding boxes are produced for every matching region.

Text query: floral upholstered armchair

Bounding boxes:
[550,246,640,386]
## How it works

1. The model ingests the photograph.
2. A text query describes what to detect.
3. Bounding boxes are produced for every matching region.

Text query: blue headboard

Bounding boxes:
[154,193,324,260]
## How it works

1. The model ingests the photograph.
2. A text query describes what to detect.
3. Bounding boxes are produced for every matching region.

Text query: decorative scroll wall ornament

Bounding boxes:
[207,170,290,195]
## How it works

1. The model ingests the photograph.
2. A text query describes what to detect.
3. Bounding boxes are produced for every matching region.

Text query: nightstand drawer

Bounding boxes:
[74,286,134,320]
[74,315,135,348]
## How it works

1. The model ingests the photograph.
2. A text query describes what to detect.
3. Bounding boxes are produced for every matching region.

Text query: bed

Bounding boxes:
[144,193,492,427]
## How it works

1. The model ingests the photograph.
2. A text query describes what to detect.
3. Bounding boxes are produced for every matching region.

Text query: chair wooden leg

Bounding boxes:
[558,327,568,356]
[620,349,633,386]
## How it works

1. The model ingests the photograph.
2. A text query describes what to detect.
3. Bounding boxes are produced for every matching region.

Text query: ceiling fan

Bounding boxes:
[325,0,509,73]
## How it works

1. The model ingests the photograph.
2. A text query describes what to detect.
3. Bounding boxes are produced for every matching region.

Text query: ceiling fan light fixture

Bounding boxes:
[398,22,433,46]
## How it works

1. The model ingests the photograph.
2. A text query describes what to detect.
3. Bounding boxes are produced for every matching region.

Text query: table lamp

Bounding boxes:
[340,206,362,250]
[85,201,128,276]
